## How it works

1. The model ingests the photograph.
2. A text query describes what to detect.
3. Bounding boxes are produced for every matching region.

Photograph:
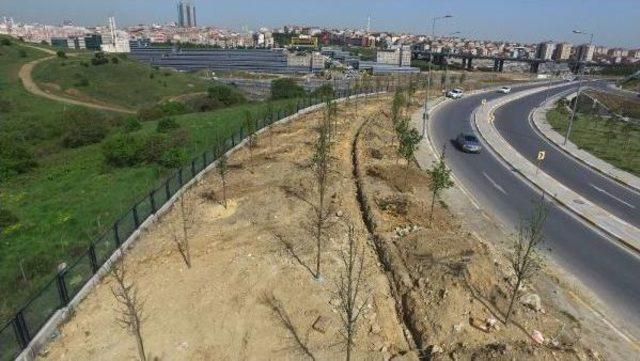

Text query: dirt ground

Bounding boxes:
[37,95,411,361]
[36,89,622,361]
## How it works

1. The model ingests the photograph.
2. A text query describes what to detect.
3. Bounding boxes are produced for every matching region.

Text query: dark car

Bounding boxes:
[455,132,482,153]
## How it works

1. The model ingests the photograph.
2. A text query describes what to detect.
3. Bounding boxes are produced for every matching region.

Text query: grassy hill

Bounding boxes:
[0,36,316,324]
[32,53,211,109]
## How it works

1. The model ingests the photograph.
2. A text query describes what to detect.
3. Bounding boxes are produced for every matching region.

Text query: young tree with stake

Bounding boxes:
[110,258,147,361]
[312,113,332,280]
[505,193,548,324]
[218,154,228,208]
[427,146,454,223]
[336,218,369,361]
[171,193,196,268]
[243,111,257,172]
[398,126,422,188]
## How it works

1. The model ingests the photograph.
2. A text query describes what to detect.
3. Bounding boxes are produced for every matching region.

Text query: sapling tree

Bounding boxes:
[171,192,196,268]
[218,154,228,208]
[391,89,406,124]
[440,72,447,89]
[459,72,467,84]
[110,258,147,361]
[336,218,369,361]
[312,113,332,280]
[505,193,548,324]
[398,126,422,188]
[244,111,258,172]
[427,145,454,223]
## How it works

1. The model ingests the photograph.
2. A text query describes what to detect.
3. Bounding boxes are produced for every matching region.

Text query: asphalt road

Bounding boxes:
[428,82,640,338]
[494,82,640,227]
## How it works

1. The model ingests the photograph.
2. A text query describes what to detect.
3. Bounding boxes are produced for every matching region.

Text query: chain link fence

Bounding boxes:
[0,74,424,360]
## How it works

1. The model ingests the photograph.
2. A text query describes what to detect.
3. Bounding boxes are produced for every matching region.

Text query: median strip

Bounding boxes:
[473,84,640,253]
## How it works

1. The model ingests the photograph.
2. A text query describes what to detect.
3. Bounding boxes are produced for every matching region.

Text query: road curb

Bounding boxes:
[473,85,640,254]
[530,92,640,193]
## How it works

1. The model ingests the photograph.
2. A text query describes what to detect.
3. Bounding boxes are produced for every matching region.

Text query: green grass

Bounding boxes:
[31,54,211,109]
[1,35,316,325]
[585,90,640,119]
[547,108,640,176]
[621,78,639,92]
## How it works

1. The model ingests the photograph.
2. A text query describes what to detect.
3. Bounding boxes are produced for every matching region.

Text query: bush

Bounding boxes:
[141,133,170,162]
[0,38,12,46]
[61,110,109,148]
[137,101,188,121]
[0,208,19,232]
[56,50,66,58]
[159,147,188,168]
[74,74,89,87]
[111,56,119,64]
[18,49,27,58]
[102,134,145,167]
[156,117,180,133]
[310,84,334,98]
[91,52,109,66]
[189,96,224,112]
[0,138,37,180]
[122,117,142,132]
[271,78,306,100]
[207,85,246,106]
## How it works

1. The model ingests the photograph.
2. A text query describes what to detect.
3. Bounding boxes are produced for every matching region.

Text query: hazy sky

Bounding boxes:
[1,0,639,48]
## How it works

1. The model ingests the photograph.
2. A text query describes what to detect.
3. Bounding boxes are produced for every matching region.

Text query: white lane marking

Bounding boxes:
[482,171,507,195]
[590,184,637,209]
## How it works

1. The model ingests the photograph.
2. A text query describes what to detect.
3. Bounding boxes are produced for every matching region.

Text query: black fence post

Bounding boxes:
[14,311,30,347]
[113,222,121,246]
[88,245,99,274]
[56,270,70,306]
[178,168,183,185]
[191,160,196,177]
[132,205,140,228]
[150,190,157,214]
[203,151,207,167]
[165,180,171,201]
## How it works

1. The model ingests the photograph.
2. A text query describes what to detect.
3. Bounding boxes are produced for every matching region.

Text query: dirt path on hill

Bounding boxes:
[17,45,136,114]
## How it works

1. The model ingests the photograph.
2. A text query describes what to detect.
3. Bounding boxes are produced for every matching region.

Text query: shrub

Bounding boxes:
[56,50,66,58]
[111,56,119,64]
[18,49,27,58]
[122,117,142,132]
[141,133,170,162]
[0,138,37,180]
[189,96,224,112]
[0,38,12,46]
[159,147,188,168]
[207,84,246,106]
[102,134,145,167]
[0,207,19,232]
[137,101,187,121]
[91,52,109,66]
[156,117,180,133]
[271,78,306,100]
[310,84,334,98]
[61,110,109,148]
[74,74,89,87]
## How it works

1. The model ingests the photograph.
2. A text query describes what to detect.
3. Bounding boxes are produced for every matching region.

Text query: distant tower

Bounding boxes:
[177,1,196,28]
[108,16,117,42]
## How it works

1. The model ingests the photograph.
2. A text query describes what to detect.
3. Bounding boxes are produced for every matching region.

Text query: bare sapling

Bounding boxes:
[244,111,257,173]
[218,154,228,208]
[325,99,338,136]
[312,112,332,280]
[336,218,369,361]
[110,258,147,361]
[505,192,548,324]
[171,192,196,268]
[398,126,422,188]
[427,145,454,223]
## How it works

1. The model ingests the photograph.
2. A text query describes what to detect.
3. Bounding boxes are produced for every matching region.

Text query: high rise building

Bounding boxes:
[536,42,555,60]
[575,43,595,62]
[177,1,196,28]
[553,42,572,60]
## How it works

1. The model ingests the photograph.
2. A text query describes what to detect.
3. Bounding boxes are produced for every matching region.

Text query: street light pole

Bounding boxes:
[564,30,594,145]
[423,15,452,136]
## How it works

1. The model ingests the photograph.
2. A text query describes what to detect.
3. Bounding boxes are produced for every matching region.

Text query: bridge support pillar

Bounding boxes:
[530,62,540,73]
[498,59,504,72]
[466,57,473,70]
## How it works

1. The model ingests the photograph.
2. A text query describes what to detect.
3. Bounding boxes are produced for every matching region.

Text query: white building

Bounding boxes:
[575,43,595,61]
[536,42,555,60]
[101,17,130,53]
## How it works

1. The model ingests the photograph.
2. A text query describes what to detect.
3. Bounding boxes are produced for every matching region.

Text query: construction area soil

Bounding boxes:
[36,91,620,360]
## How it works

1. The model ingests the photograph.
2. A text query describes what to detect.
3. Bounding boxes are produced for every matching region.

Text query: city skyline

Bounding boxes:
[1,0,639,48]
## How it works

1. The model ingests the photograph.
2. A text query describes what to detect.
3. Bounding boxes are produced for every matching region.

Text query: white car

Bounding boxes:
[498,86,511,94]
[446,88,464,99]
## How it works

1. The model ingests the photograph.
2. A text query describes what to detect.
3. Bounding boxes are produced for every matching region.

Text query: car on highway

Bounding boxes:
[446,88,464,99]
[454,132,482,153]
[498,86,511,94]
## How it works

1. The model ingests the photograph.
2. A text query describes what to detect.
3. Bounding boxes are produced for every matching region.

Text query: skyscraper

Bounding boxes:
[177,1,196,28]
[536,42,555,60]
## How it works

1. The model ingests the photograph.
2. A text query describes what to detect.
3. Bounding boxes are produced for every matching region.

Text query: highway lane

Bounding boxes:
[428,83,640,338]
[494,82,640,228]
